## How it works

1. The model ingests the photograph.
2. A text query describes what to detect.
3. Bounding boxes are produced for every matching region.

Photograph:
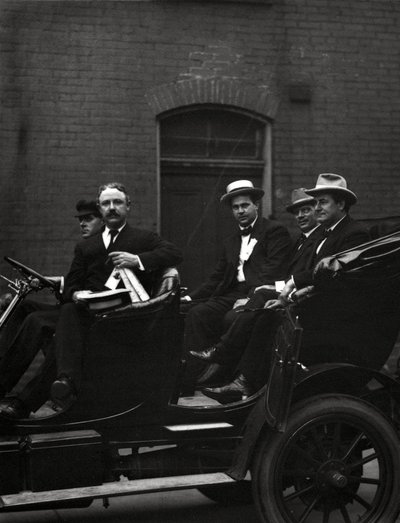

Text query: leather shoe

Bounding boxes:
[189,346,222,363]
[0,397,30,419]
[202,374,253,404]
[197,363,230,388]
[51,375,77,407]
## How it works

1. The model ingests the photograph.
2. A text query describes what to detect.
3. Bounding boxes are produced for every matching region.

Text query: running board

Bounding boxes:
[164,422,233,431]
[0,472,235,508]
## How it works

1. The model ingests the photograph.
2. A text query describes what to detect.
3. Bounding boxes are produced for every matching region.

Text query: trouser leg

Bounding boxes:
[217,309,265,364]
[19,338,56,412]
[216,289,277,365]
[0,308,59,393]
[237,309,279,391]
[0,299,55,357]
[54,302,92,391]
[182,288,248,386]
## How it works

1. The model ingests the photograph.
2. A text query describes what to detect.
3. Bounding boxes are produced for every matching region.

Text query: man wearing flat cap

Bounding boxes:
[74,199,103,239]
[181,179,292,389]
[0,199,103,419]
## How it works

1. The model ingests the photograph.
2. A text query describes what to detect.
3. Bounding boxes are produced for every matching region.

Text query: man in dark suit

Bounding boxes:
[191,187,321,400]
[203,174,371,403]
[181,180,292,388]
[50,182,182,407]
[0,199,104,419]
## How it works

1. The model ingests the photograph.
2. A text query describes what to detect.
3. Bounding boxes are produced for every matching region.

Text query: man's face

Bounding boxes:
[293,204,317,233]
[98,187,130,229]
[315,193,345,227]
[231,194,259,228]
[78,214,103,239]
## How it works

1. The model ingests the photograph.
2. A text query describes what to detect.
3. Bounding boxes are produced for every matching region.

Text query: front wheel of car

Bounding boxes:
[252,394,400,523]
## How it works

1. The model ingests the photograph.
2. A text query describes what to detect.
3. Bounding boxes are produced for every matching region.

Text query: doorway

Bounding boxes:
[160,106,269,290]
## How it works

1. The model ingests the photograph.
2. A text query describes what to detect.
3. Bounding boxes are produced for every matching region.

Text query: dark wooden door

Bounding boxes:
[161,173,261,291]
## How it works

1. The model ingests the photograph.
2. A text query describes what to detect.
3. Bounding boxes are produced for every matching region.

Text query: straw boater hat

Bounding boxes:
[286,188,316,213]
[305,173,357,206]
[220,180,264,204]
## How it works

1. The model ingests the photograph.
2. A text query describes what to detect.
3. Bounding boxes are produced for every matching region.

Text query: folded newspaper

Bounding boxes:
[75,268,150,311]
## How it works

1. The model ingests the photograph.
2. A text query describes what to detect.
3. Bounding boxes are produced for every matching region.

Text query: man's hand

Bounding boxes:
[0,293,13,312]
[313,256,342,282]
[264,297,286,310]
[72,290,89,303]
[108,251,141,269]
[233,298,249,309]
[280,277,296,302]
[292,285,315,303]
[180,295,192,303]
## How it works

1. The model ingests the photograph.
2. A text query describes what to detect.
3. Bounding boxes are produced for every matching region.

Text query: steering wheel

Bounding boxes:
[4,256,58,290]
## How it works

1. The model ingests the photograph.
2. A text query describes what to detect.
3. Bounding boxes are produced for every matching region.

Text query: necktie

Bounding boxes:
[315,229,331,255]
[107,229,118,252]
[297,233,307,249]
[240,226,252,237]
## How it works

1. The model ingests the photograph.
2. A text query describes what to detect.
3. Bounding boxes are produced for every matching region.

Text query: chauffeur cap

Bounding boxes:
[286,188,316,213]
[220,180,264,205]
[75,199,101,218]
[305,173,357,206]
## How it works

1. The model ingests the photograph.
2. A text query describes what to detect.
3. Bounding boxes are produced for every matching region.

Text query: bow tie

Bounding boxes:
[240,226,253,236]
[322,229,331,238]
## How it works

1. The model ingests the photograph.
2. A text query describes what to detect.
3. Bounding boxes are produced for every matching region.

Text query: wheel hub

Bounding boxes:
[316,460,349,493]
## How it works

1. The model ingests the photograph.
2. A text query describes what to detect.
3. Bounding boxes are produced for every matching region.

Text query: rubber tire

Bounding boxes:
[198,480,253,505]
[252,394,400,523]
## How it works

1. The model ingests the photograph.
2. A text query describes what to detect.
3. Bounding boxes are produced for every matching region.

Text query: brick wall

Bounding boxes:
[0,0,399,289]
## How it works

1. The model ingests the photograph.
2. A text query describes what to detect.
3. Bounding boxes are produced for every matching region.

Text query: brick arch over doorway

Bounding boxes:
[146,77,280,119]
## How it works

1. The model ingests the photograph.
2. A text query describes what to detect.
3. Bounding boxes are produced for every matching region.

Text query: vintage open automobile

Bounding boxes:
[1,227,400,522]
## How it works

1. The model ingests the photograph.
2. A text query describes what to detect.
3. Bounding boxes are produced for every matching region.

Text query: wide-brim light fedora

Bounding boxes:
[220,180,264,204]
[305,173,357,205]
[286,188,316,213]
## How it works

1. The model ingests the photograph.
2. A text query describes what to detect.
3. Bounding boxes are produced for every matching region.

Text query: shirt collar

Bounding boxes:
[326,215,346,232]
[303,224,320,238]
[102,223,126,243]
[104,223,126,235]
[239,216,258,232]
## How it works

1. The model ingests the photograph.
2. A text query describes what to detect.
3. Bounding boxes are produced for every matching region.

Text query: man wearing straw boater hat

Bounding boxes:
[180,179,292,390]
[194,188,322,402]
[200,175,371,403]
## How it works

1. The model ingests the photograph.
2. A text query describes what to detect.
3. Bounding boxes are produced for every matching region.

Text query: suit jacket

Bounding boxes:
[293,215,370,289]
[189,217,291,300]
[288,226,323,275]
[63,223,182,301]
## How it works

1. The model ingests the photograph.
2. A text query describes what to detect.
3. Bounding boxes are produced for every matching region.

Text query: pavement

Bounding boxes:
[0,489,257,522]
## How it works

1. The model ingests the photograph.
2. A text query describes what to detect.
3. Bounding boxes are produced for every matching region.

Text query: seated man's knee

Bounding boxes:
[186,302,209,320]
[223,308,238,329]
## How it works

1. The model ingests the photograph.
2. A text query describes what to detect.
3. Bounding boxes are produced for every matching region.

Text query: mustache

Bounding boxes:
[106,210,120,217]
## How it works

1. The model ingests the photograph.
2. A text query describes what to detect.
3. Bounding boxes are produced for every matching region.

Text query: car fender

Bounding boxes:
[293,362,400,404]
[228,363,400,480]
